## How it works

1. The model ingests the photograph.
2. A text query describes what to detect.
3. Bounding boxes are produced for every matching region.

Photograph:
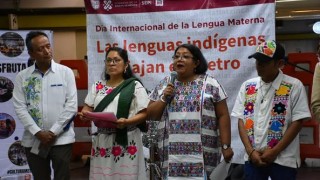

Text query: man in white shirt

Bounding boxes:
[13,31,77,180]
[231,40,311,180]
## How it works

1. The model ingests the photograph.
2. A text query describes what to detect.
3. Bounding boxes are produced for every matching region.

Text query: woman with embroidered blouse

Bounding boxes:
[79,47,149,180]
[147,44,234,179]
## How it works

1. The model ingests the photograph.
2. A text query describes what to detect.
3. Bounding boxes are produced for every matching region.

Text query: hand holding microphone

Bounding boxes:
[161,71,177,103]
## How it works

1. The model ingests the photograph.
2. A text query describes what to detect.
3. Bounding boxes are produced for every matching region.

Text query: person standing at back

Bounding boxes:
[232,40,311,180]
[13,31,78,180]
[311,43,320,121]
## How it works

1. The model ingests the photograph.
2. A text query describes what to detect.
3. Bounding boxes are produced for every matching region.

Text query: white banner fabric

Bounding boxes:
[86,2,276,164]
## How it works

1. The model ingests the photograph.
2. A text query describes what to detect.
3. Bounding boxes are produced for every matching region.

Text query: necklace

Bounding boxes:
[260,81,273,104]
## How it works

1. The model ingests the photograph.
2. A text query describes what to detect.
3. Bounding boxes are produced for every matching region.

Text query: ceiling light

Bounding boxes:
[313,22,320,34]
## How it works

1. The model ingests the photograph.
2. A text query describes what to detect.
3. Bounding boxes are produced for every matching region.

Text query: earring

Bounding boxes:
[124,68,127,74]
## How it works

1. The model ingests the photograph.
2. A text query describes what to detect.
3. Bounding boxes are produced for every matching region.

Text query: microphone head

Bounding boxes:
[170,71,177,78]
[170,71,177,84]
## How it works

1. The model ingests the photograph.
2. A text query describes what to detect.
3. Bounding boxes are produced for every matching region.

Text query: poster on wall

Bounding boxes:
[0,30,53,179]
[84,0,276,165]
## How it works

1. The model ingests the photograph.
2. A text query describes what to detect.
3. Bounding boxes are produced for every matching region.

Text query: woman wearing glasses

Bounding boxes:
[79,47,149,180]
[148,44,234,179]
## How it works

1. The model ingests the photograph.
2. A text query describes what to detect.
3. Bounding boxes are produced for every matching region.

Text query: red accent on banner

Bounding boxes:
[84,0,275,14]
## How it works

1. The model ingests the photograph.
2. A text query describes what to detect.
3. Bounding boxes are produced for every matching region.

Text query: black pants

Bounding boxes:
[25,143,73,180]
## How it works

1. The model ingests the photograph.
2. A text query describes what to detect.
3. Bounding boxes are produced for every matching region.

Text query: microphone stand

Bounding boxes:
[285,59,314,74]
[147,120,163,180]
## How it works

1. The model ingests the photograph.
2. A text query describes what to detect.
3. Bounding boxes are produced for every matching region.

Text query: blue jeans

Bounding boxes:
[244,161,297,180]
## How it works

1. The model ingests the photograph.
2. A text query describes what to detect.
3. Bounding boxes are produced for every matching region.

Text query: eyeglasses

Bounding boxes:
[172,55,194,61]
[105,58,123,65]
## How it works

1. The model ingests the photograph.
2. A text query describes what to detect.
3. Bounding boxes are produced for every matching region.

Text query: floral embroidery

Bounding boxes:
[127,146,137,155]
[28,108,42,127]
[270,120,283,132]
[244,81,292,149]
[245,102,254,114]
[111,145,123,162]
[100,147,106,157]
[273,102,286,114]
[23,76,42,126]
[246,84,256,95]
[243,82,258,147]
[267,82,292,148]
[95,81,104,91]
[127,140,137,160]
[94,81,108,95]
[24,77,41,100]
[106,88,113,94]
[91,147,95,156]
[92,140,138,162]
[245,119,254,144]
[268,138,279,148]
[276,84,290,96]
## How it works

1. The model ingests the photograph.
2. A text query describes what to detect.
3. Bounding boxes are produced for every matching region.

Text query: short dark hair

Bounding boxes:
[174,44,208,74]
[25,31,49,52]
[104,47,135,80]
[27,57,35,67]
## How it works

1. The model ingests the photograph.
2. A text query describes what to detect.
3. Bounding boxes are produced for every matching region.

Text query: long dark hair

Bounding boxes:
[174,44,208,74]
[104,47,135,80]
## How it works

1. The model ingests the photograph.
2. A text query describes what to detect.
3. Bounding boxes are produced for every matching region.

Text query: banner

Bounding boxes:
[84,0,276,164]
[0,30,53,179]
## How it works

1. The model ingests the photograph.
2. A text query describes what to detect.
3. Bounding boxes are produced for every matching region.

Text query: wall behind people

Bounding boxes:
[52,31,87,62]
[281,40,319,54]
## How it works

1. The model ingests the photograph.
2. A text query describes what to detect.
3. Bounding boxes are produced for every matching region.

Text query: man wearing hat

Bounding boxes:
[231,40,311,179]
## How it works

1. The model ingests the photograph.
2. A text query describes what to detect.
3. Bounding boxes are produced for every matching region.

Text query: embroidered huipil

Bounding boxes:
[13,60,78,147]
[231,71,311,168]
[85,80,149,180]
[149,74,227,179]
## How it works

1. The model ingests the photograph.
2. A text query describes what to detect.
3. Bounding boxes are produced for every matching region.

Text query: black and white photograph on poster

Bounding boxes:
[0,76,14,103]
[0,113,16,139]
[8,141,28,166]
[0,32,25,58]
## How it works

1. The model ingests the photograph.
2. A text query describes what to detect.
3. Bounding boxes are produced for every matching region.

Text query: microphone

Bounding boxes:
[170,71,177,84]
[166,71,177,103]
